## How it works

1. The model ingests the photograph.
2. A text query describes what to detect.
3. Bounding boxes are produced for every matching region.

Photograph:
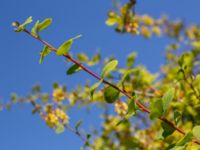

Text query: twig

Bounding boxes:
[21,29,200,145]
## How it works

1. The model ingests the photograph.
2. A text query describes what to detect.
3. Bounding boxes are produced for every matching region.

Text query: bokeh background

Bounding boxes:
[0,0,200,149]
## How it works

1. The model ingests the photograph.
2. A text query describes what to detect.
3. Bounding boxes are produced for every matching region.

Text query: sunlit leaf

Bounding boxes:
[90,79,103,100]
[162,88,175,113]
[126,99,137,118]
[31,18,52,35]
[39,45,51,64]
[104,86,119,103]
[170,132,193,150]
[31,20,40,36]
[77,53,89,62]
[193,126,200,140]
[174,111,182,125]
[66,64,82,75]
[88,53,101,66]
[106,17,118,26]
[127,52,137,68]
[56,35,82,56]
[150,100,163,120]
[120,69,135,84]
[37,18,52,32]
[101,60,118,77]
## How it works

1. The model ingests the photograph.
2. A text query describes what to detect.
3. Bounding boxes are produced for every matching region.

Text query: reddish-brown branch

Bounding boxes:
[22,29,200,145]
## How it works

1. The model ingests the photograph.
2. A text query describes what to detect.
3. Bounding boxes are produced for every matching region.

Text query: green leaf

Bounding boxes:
[31,20,40,36]
[91,53,101,63]
[170,132,193,150]
[174,111,182,125]
[56,35,82,56]
[104,86,120,103]
[106,17,118,26]
[22,16,33,26]
[161,122,175,138]
[37,18,52,32]
[31,18,52,35]
[149,100,164,120]
[126,99,137,118]
[75,120,83,131]
[88,53,101,66]
[162,88,175,113]
[101,60,118,77]
[39,45,51,64]
[120,69,135,84]
[192,125,200,140]
[90,80,103,100]
[66,64,81,75]
[127,52,137,68]
[55,124,65,134]
[15,16,33,32]
[77,53,89,62]
[176,132,193,146]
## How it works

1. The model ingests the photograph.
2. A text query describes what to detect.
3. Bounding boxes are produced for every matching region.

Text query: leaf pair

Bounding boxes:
[32,18,52,36]
[39,35,82,64]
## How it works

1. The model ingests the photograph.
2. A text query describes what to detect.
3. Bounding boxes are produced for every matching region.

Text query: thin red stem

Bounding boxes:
[22,29,200,145]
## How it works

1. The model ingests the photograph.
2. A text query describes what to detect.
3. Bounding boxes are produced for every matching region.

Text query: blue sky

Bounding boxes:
[0,0,200,149]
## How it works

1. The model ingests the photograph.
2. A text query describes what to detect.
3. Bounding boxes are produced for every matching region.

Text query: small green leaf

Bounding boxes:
[120,69,135,84]
[91,53,101,63]
[55,124,65,134]
[56,35,82,56]
[126,99,137,118]
[127,52,137,68]
[162,88,175,113]
[176,132,193,146]
[31,20,40,36]
[75,120,83,131]
[37,18,52,32]
[90,80,103,100]
[77,53,89,62]
[66,64,81,75]
[101,60,118,77]
[31,18,52,36]
[150,100,164,120]
[22,16,33,26]
[170,132,193,150]
[106,17,118,26]
[88,53,101,66]
[39,45,51,64]
[104,86,119,103]
[174,111,182,125]
[161,122,175,138]
[193,126,200,140]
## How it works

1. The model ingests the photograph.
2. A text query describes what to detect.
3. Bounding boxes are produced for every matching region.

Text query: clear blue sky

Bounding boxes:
[0,0,200,149]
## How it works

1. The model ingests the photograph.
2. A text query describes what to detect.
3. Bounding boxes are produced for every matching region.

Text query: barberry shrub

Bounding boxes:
[2,0,200,149]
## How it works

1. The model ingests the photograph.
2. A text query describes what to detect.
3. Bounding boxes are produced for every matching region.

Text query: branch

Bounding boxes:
[21,29,200,145]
